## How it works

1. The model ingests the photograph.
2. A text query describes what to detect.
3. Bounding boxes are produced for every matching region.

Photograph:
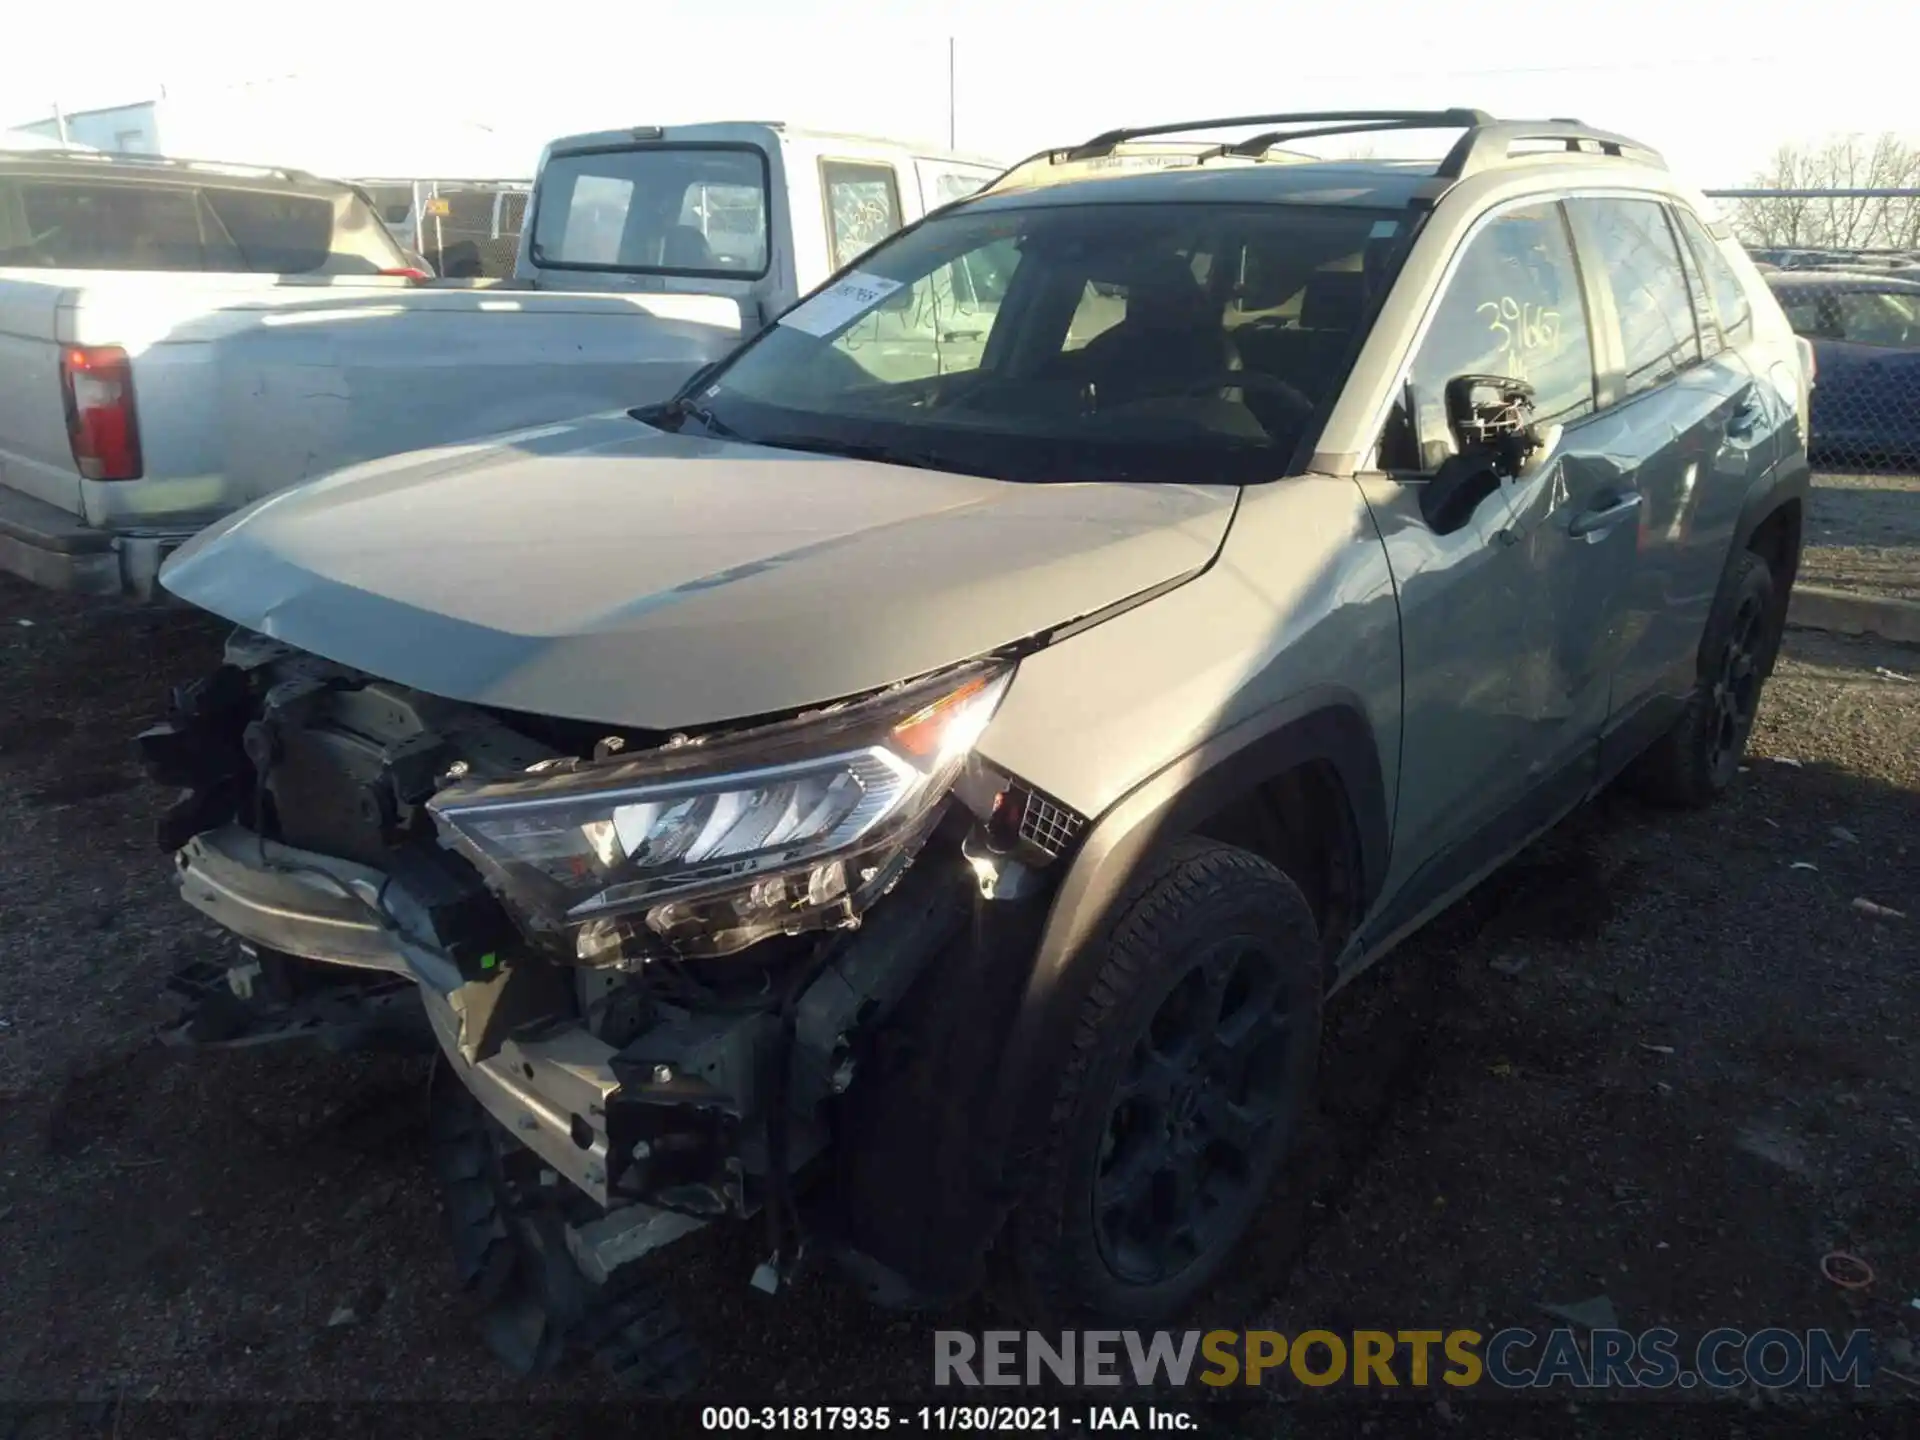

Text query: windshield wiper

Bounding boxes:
[630,394,741,439]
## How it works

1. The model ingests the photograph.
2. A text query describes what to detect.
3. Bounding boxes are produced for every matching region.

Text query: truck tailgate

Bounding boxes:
[0,278,79,514]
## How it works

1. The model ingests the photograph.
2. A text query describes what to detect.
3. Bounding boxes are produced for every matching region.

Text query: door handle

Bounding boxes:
[1568,492,1642,538]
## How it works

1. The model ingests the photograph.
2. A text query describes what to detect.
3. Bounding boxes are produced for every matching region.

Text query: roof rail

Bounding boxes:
[1062,109,1495,162]
[977,110,1668,205]
[1434,120,1665,182]
[0,146,320,185]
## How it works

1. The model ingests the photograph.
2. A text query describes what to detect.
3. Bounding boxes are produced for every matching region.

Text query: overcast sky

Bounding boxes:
[6,0,1914,187]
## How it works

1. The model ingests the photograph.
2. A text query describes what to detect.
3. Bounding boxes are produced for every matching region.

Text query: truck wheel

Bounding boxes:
[1005,837,1322,1324]
[1627,551,1777,808]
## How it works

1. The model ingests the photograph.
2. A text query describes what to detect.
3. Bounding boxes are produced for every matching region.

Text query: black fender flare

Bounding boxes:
[1718,450,1809,663]
[1730,452,1810,582]
[986,686,1391,1163]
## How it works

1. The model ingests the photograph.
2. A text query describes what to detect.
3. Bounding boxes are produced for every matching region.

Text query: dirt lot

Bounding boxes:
[1,567,1916,1429]
[1804,469,1920,602]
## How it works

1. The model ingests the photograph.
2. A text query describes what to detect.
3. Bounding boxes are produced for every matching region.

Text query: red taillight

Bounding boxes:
[60,345,142,482]
[379,266,431,282]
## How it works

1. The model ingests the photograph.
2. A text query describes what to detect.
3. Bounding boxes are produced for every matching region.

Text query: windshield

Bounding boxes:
[692,199,1407,483]
[530,145,769,277]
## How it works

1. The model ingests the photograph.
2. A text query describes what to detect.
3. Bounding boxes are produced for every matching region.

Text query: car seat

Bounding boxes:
[660,224,718,269]
[1077,252,1238,403]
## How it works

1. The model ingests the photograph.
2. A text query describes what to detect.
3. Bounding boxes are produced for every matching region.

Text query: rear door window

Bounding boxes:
[822,160,903,272]
[1566,198,1702,398]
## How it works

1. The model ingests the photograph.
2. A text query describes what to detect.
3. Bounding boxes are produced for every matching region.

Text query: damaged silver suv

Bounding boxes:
[142,111,1811,1389]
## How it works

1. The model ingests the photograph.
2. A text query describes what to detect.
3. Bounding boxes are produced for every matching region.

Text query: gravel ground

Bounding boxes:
[1,573,1916,1430]
[1804,470,1920,602]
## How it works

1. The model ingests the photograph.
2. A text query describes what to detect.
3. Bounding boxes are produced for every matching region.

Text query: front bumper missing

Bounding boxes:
[174,826,461,991]
[166,818,976,1290]
[422,986,623,1206]
[173,824,631,1208]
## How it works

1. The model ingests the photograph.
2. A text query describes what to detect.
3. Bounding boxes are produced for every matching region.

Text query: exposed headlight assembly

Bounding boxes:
[427,663,1011,959]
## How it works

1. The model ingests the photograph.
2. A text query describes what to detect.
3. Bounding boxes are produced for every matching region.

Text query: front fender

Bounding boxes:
[987,689,1390,1168]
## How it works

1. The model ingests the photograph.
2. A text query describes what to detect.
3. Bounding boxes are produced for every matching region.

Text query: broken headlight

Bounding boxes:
[426,663,1010,958]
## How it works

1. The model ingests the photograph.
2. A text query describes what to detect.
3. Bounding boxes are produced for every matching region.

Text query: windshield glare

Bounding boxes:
[530,145,769,276]
[700,199,1404,483]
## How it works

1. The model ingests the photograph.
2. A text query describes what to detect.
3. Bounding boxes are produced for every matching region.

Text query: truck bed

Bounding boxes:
[0,270,746,594]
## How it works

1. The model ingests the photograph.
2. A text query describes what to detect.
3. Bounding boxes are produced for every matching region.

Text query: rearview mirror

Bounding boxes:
[1445,374,1540,479]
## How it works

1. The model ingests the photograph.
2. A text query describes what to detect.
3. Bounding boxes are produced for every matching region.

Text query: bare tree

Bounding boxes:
[1730,134,1920,251]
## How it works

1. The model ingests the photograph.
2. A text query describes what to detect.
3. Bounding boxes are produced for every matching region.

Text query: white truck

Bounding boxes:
[0,125,1003,595]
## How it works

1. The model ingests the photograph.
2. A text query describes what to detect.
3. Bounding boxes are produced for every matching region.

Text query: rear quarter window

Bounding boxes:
[1673,208,1754,346]
[200,189,336,273]
[0,176,401,275]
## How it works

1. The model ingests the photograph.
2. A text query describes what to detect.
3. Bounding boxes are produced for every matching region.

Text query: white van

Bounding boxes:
[516,122,1005,329]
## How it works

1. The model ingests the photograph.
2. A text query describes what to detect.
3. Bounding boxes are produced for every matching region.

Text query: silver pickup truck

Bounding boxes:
[0,126,1002,595]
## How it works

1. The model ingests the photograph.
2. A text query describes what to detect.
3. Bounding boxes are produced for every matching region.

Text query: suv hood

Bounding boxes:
[161,413,1237,729]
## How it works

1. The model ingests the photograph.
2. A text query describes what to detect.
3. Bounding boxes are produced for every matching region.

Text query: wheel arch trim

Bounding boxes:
[987,687,1389,1150]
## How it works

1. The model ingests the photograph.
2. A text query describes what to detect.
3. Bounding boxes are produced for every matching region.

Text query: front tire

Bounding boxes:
[1628,551,1778,808]
[1004,837,1323,1324]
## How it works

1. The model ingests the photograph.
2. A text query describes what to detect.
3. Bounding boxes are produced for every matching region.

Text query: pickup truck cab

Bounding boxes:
[0,127,1002,596]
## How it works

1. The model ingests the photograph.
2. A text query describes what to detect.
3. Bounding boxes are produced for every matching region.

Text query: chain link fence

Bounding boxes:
[416,182,528,280]
[361,179,530,280]
[1707,188,1920,475]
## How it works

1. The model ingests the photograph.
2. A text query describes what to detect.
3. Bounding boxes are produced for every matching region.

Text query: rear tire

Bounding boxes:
[1003,837,1322,1324]
[1628,550,1777,808]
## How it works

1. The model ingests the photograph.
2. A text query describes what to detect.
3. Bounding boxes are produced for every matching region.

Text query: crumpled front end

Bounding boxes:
[139,627,1081,1305]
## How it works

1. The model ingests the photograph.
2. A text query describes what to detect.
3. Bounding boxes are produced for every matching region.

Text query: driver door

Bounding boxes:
[1359,200,1637,908]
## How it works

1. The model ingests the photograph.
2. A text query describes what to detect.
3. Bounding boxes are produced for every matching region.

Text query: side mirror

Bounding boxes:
[1415,375,1545,537]
[1444,374,1540,479]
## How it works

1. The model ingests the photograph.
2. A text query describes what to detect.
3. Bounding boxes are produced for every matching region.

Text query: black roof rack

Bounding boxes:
[1062,110,1496,162]
[985,110,1666,202]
